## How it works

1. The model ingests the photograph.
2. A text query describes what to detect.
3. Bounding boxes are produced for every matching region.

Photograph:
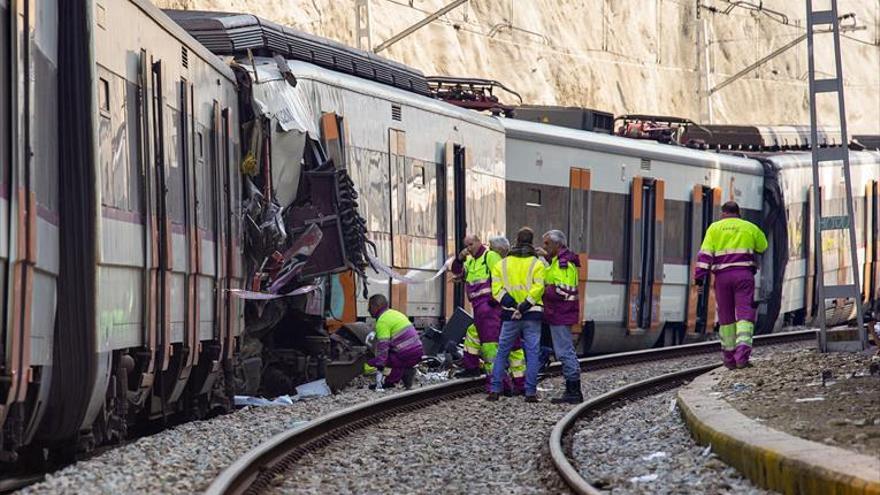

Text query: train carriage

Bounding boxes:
[763,151,880,327]
[75,0,244,443]
[0,0,61,461]
[235,57,506,328]
[500,118,776,354]
[1,0,243,461]
[166,8,508,329]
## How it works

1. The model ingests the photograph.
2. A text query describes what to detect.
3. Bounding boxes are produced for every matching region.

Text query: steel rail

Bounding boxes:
[549,330,817,494]
[206,329,817,495]
[549,364,719,494]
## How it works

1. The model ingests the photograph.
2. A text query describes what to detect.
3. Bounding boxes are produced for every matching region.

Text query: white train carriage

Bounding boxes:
[241,59,507,327]
[499,118,775,354]
[0,0,244,459]
[764,150,880,326]
[0,0,61,460]
[83,0,243,434]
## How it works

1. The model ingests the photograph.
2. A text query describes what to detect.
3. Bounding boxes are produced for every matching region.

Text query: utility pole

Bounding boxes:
[355,0,373,51]
[695,1,713,124]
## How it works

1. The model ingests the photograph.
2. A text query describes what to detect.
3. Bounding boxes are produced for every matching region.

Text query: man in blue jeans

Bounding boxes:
[487,227,545,402]
[542,230,584,404]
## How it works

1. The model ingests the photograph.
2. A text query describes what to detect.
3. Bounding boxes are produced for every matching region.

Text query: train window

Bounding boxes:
[526,188,542,207]
[99,78,110,112]
[412,163,425,188]
[99,74,132,211]
[125,81,142,213]
[787,203,806,261]
[590,191,627,280]
[663,200,688,264]
[166,106,185,224]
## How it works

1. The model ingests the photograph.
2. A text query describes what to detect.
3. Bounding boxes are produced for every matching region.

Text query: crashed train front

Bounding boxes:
[227,59,376,397]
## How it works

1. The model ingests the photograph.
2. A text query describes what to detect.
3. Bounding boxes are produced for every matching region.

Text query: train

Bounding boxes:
[1,1,877,465]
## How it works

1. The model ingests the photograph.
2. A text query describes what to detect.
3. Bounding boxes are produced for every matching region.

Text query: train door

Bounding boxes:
[625,177,665,333]
[805,185,819,321]
[167,79,196,403]
[221,107,237,365]
[388,129,407,312]
[866,180,879,312]
[443,142,467,319]
[132,50,158,409]
[567,167,590,334]
[0,0,13,434]
[147,60,179,417]
[685,186,721,336]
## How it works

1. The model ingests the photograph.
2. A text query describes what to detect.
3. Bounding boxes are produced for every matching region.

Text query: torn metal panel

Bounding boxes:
[246,59,319,136]
[270,127,305,208]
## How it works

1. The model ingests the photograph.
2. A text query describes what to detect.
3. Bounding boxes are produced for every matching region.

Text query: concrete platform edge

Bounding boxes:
[677,369,880,495]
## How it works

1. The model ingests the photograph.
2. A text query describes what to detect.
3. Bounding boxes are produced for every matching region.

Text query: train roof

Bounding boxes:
[245,57,505,134]
[499,117,764,176]
[164,9,429,96]
[132,1,236,81]
[744,149,880,170]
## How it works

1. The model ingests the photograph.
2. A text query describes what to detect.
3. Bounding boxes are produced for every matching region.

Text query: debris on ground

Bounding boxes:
[714,347,880,457]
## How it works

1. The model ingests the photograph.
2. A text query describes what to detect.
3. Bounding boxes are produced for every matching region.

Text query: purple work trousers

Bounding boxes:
[714,268,756,368]
[462,300,524,392]
[369,348,421,386]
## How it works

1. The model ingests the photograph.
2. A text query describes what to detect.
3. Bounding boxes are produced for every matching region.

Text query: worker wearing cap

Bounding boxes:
[453,234,526,393]
[694,201,768,369]
[488,227,545,402]
[541,229,584,404]
[366,294,423,388]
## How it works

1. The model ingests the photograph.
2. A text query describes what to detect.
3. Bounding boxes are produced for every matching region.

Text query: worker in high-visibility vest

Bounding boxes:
[694,201,768,369]
[366,294,423,388]
[452,234,525,393]
[488,227,545,402]
[541,229,584,404]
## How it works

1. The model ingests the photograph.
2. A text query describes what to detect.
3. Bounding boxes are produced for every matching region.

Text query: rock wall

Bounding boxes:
[158,0,880,133]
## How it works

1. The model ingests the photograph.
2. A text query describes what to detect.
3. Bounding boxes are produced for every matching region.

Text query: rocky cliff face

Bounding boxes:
[158,0,879,133]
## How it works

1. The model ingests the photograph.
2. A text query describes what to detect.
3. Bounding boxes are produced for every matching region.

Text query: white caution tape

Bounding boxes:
[367,252,454,285]
[228,284,319,300]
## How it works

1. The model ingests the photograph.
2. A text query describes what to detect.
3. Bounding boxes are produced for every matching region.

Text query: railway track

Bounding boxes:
[549,364,719,494]
[207,329,816,495]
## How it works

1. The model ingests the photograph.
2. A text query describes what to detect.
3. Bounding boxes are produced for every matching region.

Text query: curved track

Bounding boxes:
[548,330,816,494]
[549,364,719,494]
[208,329,816,495]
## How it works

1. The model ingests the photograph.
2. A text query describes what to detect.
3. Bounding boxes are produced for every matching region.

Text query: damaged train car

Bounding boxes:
[167,10,506,398]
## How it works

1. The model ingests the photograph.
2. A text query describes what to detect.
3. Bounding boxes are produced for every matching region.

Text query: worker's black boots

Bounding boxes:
[402,368,416,389]
[551,379,584,404]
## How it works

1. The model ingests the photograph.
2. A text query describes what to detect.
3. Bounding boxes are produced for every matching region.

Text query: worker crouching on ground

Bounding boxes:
[488,227,545,402]
[542,230,584,404]
[452,235,526,394]
[366,294,423,389]
[694,201,768,369]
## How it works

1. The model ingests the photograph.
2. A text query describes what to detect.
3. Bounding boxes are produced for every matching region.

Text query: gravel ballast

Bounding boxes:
[571,390,771,494]
[20,377,405,495]
[269,353,746,495]
[569,345,813,495]
[19,342,808,494]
